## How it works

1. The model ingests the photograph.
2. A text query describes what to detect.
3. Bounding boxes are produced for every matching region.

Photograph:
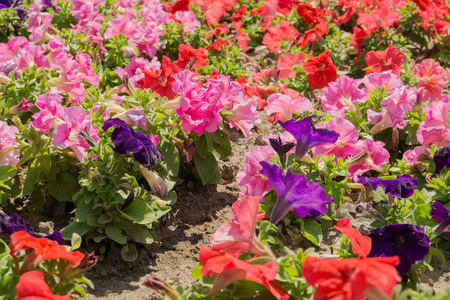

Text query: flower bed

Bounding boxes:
[1,0,450,299]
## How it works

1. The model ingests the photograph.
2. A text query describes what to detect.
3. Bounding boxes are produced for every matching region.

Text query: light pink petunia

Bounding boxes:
[348,139,390,179]
[76,52,99,86]
[45,59,85,105]
[277,52,306,80]
[52,107,99,161]
[237,145,275,197]
[403,145,429,165]
[360,71,403,93]
[0,121,20,166]
[313,118,364,161]
[416,95,450,147]
[320,75,368,117]
[413,58,449,102]
[265,93,314,123]
[175,11,201,33]
[368,87,419,134]
[226,96,260,137]
[14,44,50,70]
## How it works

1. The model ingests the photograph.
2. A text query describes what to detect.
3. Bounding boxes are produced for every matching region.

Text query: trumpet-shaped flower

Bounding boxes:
[347,139,390,178]
[430,202,450,235]
[103,118,163,167]
[360,70,402,93]
[0,121,19,166]
[417,95,450,147]
[262,21,299,52]
[358,174,418,199]
[278,117,339,160]
[277,52,306,80]
[175,11,200,33]
[16,271,71,300]
[237,145,275,197]
[365,44,404,75]
[175,44,207,69]
[53,107,99,162]
[313,117,364,161]
[265,93,314,123]
[142,56,181,100]
[368,224,430,275]
[259,161,334,224]
[226,96,259,137]
[212,196,273,257]
[320,75,368,116]
[303,218,401,300]
[198,247,289,299]
[434,145,450,174]
[31,93,64,134]
[367,87,418,134]
[413,58,449,102]
[303,50,338,90]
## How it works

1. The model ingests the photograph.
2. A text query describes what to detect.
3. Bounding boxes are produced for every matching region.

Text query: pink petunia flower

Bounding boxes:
[348,139,390,179]
[14,44,50,70]
[313,117,364,161]
[265,93,314,123]
[320,75,368,117]
[76,52,99,86]
[413,58,449,102]
[0,121,20,166]
[368,87,419,134]
[175,11,201,33]
[31,93,65,134]
[9,98,34,114]
[277,52,306,80]
[360,71,403,93]
[53,107,99,161]
[416,95,450,147]
[226,96,260,137]
[237,145,275,197]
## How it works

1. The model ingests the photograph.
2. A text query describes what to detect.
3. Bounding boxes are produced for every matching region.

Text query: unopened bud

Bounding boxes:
[143,275,181,300]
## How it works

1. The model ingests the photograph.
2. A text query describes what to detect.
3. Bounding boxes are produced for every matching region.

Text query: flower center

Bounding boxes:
[317,62,326,71]
[158,76,167,87]
[382,60,391,67]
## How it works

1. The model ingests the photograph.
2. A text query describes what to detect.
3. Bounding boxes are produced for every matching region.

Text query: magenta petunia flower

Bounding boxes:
[320,75,368,117]
[259,161,334,224]
[278,117,339,160]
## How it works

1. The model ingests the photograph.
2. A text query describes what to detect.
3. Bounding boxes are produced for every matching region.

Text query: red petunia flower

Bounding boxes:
[230,6,247,21]
[262,21,299,52]
[296,2,330,24]
[175,44,207,69]
[142,56,182,100]
[303,50,338,90]
[357,5,401,33]
[297,21,329,48]
[234,21,251,53]
[365,44,404,75]
[205,39,229,51]
[16,271,71,300]
[277,0,295,15]
[277,52,306,80]
[164,0,189,14]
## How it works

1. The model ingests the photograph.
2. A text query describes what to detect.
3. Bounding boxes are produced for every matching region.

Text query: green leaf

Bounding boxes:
[429,246,446,268]
[191,263,202,280]
[73,284,86,298]
[61,222,91,240]
[192,133,209,158]
[120,199,158,224]
[75,201,103,223]
[0,166,17,182]
[248,256,275,265]
[127,226,154,244]
[120,244,138,261]
[23,162,42,195]
[48,172,80,202]
[302,220,322,246]
[193,152,218,185]
[160,142,180,177]
[105,224,127,244]
[413,204,433,226]
[71,233,82,250]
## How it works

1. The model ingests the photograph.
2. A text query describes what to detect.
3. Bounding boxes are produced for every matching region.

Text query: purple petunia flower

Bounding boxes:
[259,161,334,224]
[103,118,164,167]
[0,212,64,244]
[278,117,339,160]
[358,174,418,199]
[430,202,450,235]
[269,134,295,166]
[368,224,430,275]
[434,145,450,174]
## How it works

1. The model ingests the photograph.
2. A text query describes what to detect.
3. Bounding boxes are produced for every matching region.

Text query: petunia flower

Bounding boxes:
[360,70,403,94]
[357,4,401,33]
[234,21,251,53]
[348,140,390,179]
[320,75,368,117]
[262,21,299,52]
[16,271,71,300]
[0,120,20,167]
[265,93,314,123]
[413,58,449,102]
[142,56,181,100]
[174,44,207,70]
[0,212,34,235]
[430,202,450,235]
[259,161,334,224]
[269,134,295,166]
[434,145,450,174]
[277,52,306,80]
[416,95,450,148]
[358,174,418,199]
[212,196,274,257]
[303,218,401,300]
[368,224,430,275]
[8,98,34,114]
[198,246,289,299]
[365,44,404,75]
[103,118,164,167]
[303,50,338,90]
[278,117,339,160]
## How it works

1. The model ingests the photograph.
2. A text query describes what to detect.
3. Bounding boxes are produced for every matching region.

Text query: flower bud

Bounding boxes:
[143,274,181,300]
[140,166,168,199]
